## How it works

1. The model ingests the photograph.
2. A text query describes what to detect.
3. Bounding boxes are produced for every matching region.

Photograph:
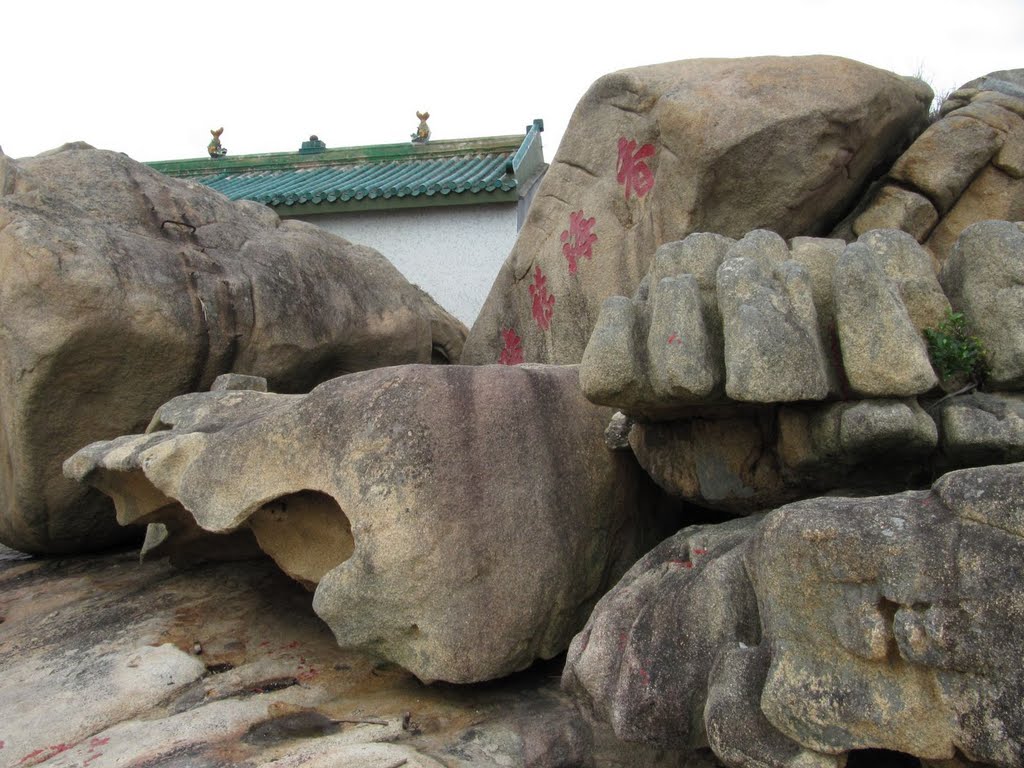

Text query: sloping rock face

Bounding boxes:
[462,55,931,366]
[0,145,466,555]
[563,463,1024,767]
[837,69,1024,261]
[0,544,602,768]
[65,364,668,684]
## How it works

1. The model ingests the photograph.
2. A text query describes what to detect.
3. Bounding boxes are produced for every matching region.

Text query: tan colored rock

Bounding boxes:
[66,364,666,684]
[941,220,1024,388]
[925,164,1024,258]
[833,243,937,397]
[851,185,939,242]
[564,464,1024,766]
[463,56,931,366]
[836,69,1024,263]
[0,547,600,768]
[717,253,828,402]
[854,228,950,330]
[0,145,465,555]
[889,115,1001,214]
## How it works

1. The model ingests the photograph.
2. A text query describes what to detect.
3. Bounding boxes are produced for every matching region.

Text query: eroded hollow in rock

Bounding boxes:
[248,490,354,590]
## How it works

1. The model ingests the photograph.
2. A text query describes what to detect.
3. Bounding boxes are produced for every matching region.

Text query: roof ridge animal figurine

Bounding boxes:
[411,111,430,143]
[208,127,227,158]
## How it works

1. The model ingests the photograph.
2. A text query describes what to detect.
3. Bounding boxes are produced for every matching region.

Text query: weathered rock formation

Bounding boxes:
[563,462,1024,767]
[65,364,669,684]
[462,55,931,366]
[577,224,1024,512]
[0,543,604,768]
[0,144,466,555]
[836,69,1024,261]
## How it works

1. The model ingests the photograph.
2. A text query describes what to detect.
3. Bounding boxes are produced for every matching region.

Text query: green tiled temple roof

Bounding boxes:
[149,120,545,215]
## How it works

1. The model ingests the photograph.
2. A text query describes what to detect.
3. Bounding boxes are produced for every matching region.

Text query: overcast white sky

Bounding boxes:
[4,1,1022,163]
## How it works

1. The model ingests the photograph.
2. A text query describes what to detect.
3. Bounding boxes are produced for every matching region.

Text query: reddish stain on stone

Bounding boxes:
[668,558,694,569]
[529,265,555,331]
[638,667,651,686]
[560,210,598,274]
[89,737,110,748]
[18,744,71,766]
[498,328,524,365]
[692,547,707,556]
[616,138,656,199]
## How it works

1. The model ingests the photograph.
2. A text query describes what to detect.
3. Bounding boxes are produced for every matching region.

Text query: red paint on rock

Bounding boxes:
[616,138,656,199]
[668,558,694,569]
[529,265,555,331]
[498,328,524,365]
[560,210,598,274]
[18,744,71,766]
[89,737,110,748]
[692,547,707,556]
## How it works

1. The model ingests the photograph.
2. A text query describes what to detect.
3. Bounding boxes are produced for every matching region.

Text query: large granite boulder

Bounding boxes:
[462,55,931,366]
[941,220,1024,389]
[580,228,949,418]
[837,68,1024,261]
[0,144,466,555]
[65,364,668,684]
[563,463,1024,767]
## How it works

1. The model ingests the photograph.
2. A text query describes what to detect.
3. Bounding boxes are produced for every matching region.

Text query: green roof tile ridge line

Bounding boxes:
[148,134,527,178]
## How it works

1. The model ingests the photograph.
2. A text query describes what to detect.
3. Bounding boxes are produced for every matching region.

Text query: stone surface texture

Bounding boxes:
[0,545,609,768]
[563,463,1024,767]
[837,69,1024,261]
[941,220,1024,389]
[0,144,466,555]
[576,223,1024,513]
[462,56,930,366]
[65,364,669,685]
[580,227,951,418]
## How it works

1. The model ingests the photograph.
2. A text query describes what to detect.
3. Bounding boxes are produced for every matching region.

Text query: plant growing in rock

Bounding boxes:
[924,310,988,388]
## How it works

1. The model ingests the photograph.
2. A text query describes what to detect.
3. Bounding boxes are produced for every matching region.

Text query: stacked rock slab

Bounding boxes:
[65,364,669,684]
[0,144,466,555]
[837,69,1024,262]
[580,224,1024,512]
[461,56,931,366]
[563,463,1024,767]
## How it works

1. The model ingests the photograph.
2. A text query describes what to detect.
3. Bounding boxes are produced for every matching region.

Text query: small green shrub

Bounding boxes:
[924,310,988,385]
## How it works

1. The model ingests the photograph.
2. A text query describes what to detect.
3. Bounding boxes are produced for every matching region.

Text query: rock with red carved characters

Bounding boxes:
[65,364,669,684]
[0,144,466,555]
[462,55,931,366]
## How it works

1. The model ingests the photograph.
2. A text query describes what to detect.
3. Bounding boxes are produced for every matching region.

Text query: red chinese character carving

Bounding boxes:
[529,265,555,331]
[498,328,524,365]
[560,210,598,274]
[616,137,656,199]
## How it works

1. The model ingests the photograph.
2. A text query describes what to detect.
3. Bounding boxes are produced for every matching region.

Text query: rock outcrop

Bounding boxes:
[581,227,950,415]
[462,55,930,366]
[563,462,1024,767]
[574,224,1024,512]
[0,544,601,768]
[0,145,466,555]
[836,69,1024,261]
[65,364,669,684]
[941,220,1024,389]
